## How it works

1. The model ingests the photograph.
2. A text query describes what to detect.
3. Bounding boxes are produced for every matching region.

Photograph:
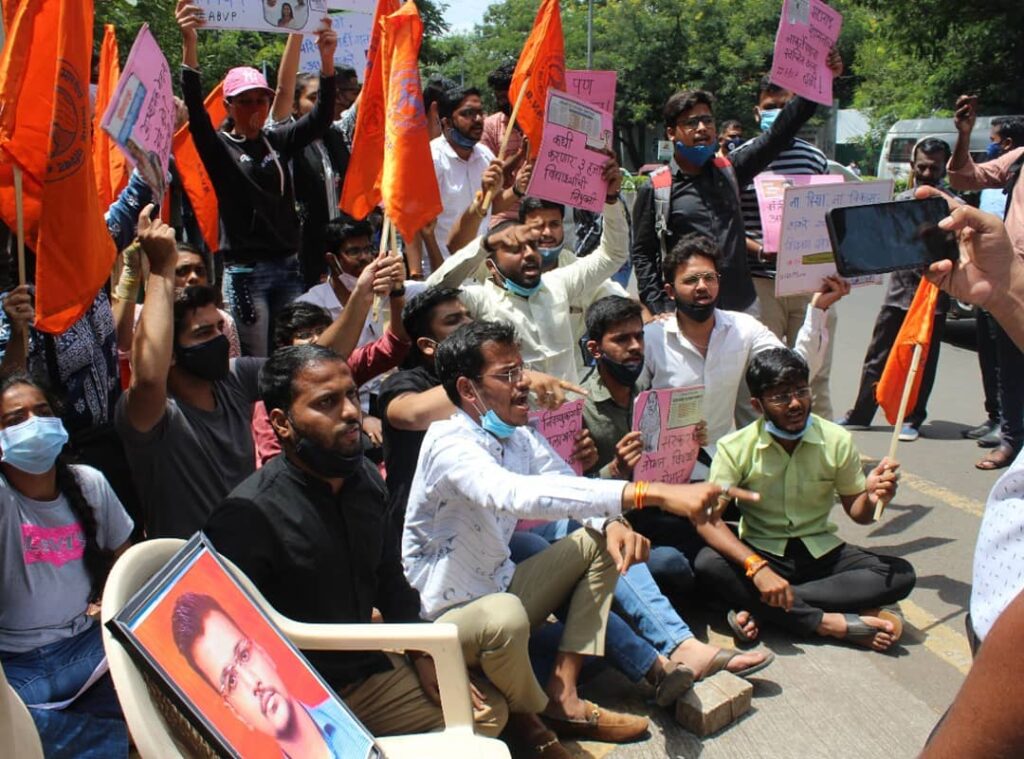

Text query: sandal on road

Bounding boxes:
[843,610,903,648]
[977,445,1018,471]
[700,647,776,680]
[727,609,759,645]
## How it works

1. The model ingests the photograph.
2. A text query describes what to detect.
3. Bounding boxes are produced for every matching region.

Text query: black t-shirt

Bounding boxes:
[378,365,440,513]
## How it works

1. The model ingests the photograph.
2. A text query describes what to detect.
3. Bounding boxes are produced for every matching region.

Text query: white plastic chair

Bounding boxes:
[0,662,44,759]
[102,539,510,759]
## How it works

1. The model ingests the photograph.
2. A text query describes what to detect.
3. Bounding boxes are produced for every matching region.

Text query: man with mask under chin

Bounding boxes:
[115,206,393,539]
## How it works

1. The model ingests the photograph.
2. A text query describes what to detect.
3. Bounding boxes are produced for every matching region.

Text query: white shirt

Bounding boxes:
[402,411,626,620]
[970,449,1024,641]
[431,136,496,257]
[643,306,829,456]
[425,201,629,384]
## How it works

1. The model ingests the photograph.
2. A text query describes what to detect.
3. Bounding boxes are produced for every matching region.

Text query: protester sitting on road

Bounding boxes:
[630,49,843,317]
[205,344,509,739]
[176,1,338,356]
[426,159,628,385]
[402,319,756,754]
[694,348,915,652]
[0,374,133,758]
[838,138,953,441]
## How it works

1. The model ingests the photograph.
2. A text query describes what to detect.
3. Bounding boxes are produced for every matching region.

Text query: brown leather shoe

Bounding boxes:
[543,700,649,743]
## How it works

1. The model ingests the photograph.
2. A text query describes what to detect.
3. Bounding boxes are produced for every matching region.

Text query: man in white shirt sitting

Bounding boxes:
[402,319,754,755]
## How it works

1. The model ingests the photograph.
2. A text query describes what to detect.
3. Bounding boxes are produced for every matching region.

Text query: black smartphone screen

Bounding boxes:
[827,198,957,277]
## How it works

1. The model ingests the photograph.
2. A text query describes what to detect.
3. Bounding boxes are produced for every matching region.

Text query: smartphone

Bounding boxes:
[826,198,958,277]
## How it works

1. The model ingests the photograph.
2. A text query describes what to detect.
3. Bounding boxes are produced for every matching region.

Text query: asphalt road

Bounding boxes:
[565,281,990,759]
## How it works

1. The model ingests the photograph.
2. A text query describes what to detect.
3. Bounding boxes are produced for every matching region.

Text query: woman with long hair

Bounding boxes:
[0,374,133,757]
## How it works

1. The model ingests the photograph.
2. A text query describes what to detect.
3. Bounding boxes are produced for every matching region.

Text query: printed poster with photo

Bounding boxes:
[632,386,703,484]
[108,534,381,759]
[196,0,330,35]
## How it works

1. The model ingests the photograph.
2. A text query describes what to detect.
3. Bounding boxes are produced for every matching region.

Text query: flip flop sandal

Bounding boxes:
[727,609,759,645]
[976,445,1018,471]
[652,661,695,707]
[700,647,776,680]
[843,611,903,648]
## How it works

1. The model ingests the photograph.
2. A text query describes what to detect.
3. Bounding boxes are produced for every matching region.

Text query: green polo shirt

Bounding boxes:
[709,415,866,558]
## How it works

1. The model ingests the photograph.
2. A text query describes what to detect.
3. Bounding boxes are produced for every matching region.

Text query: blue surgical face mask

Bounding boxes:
[764,415,812,441]
[759,108,781,133]
[674,141,714,168]
[469,381,517,439]
[0,416,69,475]
[987,141,1003,159]
[537,243,564,268]
[447,125,479,150]
[493,262,541,297]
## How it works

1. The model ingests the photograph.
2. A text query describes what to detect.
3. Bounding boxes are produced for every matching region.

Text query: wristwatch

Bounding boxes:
[602,514,630,535]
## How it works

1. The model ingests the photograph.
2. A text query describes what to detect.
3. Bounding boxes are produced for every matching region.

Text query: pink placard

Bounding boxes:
[632,386,703,485]
[564,70,617,114]
[526,90,613,213]
[101,24,174,198]
[754,174,843,252]
[770,0,843,106]
[528,399,585,475]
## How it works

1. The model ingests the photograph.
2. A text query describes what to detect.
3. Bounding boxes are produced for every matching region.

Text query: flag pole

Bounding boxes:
[12,165,25,286]
[371,214,392,321]
[874,342,923,521]
[479,75,531,211]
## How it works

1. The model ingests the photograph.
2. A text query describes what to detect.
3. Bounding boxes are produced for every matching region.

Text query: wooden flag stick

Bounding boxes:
[874,342,924,521]
[13,165,26,286]
[478,75,531,211]
[371,214,392,321]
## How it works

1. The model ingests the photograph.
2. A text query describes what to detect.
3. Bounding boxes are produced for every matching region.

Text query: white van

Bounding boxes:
[876,115,1019,181]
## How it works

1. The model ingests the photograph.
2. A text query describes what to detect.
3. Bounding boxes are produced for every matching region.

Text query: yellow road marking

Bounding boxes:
[861,456,987,517]
[898,599,973,676]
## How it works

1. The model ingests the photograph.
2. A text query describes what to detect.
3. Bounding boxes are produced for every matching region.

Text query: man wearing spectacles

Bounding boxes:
[694,347,915,653]
[630,50,843,318]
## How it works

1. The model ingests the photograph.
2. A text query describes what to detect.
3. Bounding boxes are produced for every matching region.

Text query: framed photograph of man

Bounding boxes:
[108,533,382,759]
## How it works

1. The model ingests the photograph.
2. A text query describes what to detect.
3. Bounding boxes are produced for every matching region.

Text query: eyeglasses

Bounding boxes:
[762,387,812,407]
[218,637,254,697]
[677,114,715,130]
[479,365,526,385]
[340,245,376,258]
[680,272,720,286]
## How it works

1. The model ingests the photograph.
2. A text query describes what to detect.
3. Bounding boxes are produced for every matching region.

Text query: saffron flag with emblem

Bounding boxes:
[0,0,116,333]
[339,0,401,220]
[875,278,939,424]
[172,82,226,252]
[509,0,565,160]
[379,2,441,240]
[93,24,128,210]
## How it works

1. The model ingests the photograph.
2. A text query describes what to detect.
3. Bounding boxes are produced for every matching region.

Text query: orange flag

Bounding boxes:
[379,3,441,240]
[0,0,116,333]
[172,82,227,253]
[92,24,128,211]
[339,0,401,219]
[509,0,565,160]
[875,279,939,424]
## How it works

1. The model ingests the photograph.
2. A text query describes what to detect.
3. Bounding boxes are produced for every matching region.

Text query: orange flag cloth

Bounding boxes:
[0,0,116,333]
[876,278,939,424]
[92,24,128,211]
[339,0,401,219]
[379,2,441,240]
[172,82,227,253]
[509,0,565,160]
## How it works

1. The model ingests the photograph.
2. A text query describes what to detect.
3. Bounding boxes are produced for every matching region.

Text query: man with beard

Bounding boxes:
[430,85,521,264]
[481,61,525,226]
[115,207,403,538]
[693,348,915,652]
[172,592,368,757]
[204,344,508,737]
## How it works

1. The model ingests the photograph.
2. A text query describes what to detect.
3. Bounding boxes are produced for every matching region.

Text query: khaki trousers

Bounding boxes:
[436,527,618,713]
[754,276,837,418]
[341,653,508,737]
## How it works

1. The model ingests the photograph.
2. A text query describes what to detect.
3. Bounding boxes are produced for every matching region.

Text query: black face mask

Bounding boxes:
[599,355,644,387]
[175,334,230,381]
[674,295,717,323]
[290,418,365,480]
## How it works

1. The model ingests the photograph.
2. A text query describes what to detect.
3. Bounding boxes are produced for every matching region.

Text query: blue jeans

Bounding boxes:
[224,254,304,357]
[1,625,128,758]
[529,520,694,657]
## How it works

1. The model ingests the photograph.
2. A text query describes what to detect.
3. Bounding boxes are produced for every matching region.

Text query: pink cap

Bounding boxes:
[223,67,274,99]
